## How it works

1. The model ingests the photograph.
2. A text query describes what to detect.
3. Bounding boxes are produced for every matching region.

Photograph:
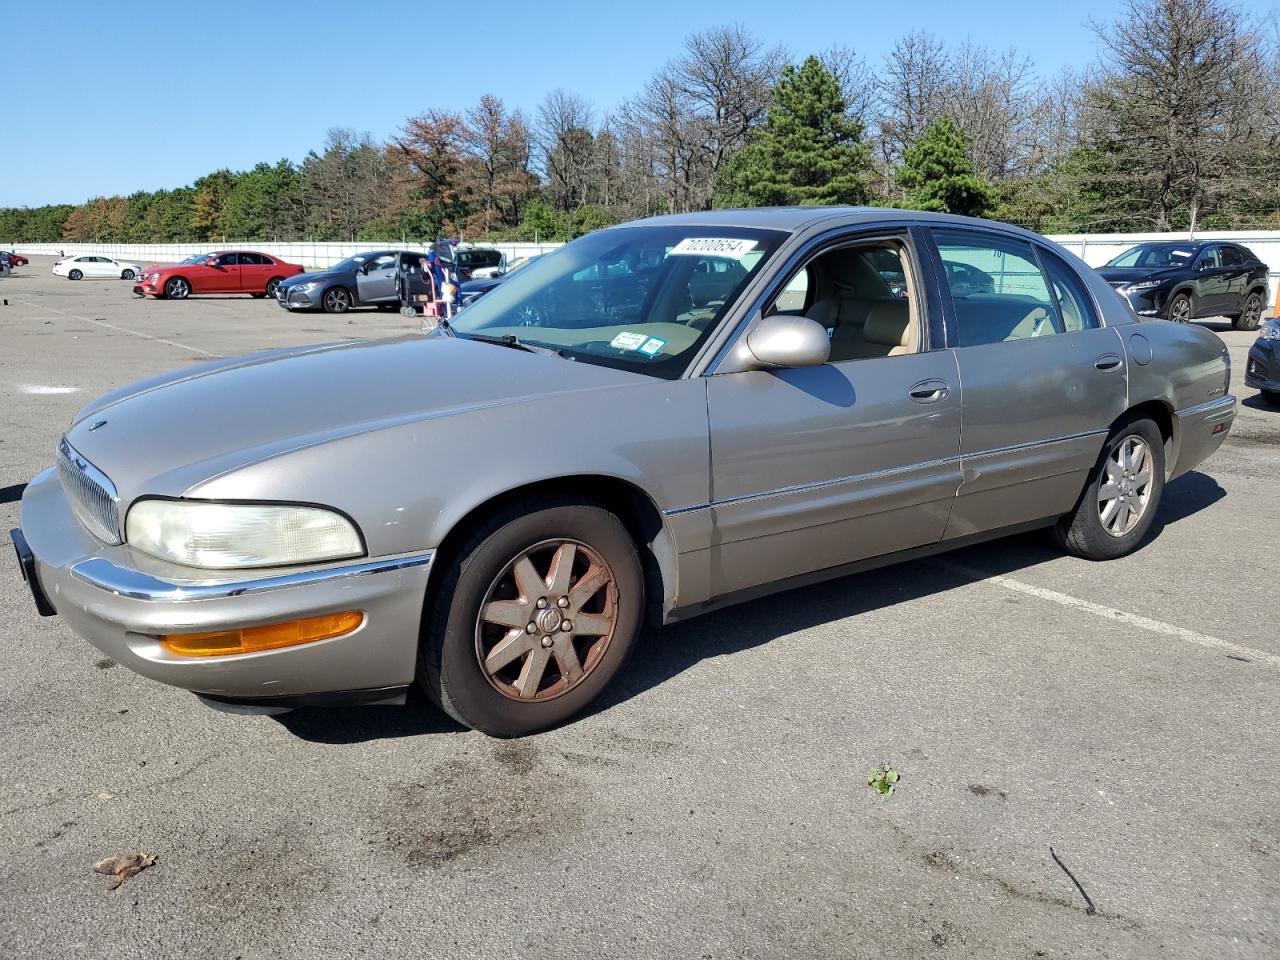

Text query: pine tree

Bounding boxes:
[726,56,870,207]
[896,116,997,218]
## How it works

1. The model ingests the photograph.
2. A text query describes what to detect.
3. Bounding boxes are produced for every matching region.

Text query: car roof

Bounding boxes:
[619,206,1054,243]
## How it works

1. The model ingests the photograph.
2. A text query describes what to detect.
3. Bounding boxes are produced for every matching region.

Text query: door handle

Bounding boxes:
[909,379,951,403]
[1095,354,1122,371]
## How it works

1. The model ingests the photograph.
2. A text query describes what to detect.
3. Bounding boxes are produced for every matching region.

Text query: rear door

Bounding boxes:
[237,253,269,293]
[355,252,399,304]
[928,228,1128,538]
[1218,245,1251,314]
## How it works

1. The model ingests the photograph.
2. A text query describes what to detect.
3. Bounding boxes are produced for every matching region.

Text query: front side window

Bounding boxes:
[366,254,397,272]
[763,237,919,361]
[448,226,785,378]
[1195,246,1222,270]
[214,254,239,267]
[934,230,1060,346]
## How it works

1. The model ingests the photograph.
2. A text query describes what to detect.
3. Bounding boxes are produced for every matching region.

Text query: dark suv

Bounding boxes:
[1097,241,1270,330]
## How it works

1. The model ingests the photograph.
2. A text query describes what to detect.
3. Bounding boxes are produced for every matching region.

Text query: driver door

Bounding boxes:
[200,253,241,293]
[704,232,962,598]
[356,253,398,304]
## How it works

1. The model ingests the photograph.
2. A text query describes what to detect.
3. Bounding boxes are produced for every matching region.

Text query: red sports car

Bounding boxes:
[133,251,305,300]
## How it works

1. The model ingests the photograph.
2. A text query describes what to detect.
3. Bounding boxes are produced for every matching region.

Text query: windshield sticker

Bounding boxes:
[669,237,757,259]
[610,331,649,351]
[638,337,667,356]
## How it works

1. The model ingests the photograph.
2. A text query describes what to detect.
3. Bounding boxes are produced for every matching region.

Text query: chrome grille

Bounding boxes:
[56,437,122,544]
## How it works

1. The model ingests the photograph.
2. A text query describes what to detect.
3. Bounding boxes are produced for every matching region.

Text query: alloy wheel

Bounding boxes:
[324,288,350,313]
[475,539,618,702]
[167,278,190,299]
[68,269,82,280]
[266,278,280,297]
[1242,293,1263,330]
[1098,436,1153,538]
[122,270,134,280]
[1169,297,1190,322]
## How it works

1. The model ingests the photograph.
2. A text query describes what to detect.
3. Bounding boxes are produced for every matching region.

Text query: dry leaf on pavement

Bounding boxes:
[92,853,156,890]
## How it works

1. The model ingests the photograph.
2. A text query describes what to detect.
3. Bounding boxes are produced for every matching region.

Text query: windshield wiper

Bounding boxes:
[461,330,569,358]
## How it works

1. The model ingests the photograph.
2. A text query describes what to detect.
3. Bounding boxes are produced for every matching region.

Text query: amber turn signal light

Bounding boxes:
[159,611,363,657]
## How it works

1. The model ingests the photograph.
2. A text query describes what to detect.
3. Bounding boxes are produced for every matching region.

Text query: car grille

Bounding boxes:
[1108,281,1127,290]
[56,437,122,544]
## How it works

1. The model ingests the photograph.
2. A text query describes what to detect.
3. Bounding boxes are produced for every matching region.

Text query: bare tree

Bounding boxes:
[877,30,950,183]
[1088,0,1267,231]
[535,89,596,211]
[459,95,534,234]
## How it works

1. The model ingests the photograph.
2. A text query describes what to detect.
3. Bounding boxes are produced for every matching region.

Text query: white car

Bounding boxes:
[53,255,143,281]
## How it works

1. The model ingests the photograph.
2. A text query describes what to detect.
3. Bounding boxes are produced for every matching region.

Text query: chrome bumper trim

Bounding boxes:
[69,552,433,602]
[1175,395,1236,420]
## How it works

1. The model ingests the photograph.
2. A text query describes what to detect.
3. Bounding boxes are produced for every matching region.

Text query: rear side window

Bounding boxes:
[1039,250,1100,332]
[1220,246,1243,266]
[933,230,1059,346]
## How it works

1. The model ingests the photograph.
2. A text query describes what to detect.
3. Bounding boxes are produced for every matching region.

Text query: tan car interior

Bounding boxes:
[769,241,920,361]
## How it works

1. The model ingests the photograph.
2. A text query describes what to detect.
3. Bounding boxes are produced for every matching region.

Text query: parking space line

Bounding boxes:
[938,559,1280,668]
[13,299,223,359]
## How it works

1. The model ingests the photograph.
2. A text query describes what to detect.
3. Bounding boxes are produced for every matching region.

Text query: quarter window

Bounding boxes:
[1039,251,1099,332]
[934,231,1059,346]
[1220,246,1244,266]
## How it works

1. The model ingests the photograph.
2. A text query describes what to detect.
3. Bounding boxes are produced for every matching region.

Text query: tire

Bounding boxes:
[1165,292,1191,323]
[417,499,644,737]
[68,269,82,281]
[1233,291,1265,331]
[322,286,352,314]
[164,277,190,299]
[121,269,135,281]
[1053,416,1166,561]
[1262,389,1280,407]
[265,277,283,298]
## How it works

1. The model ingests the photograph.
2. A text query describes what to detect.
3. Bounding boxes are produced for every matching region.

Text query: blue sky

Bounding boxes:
[3,0,1277,207]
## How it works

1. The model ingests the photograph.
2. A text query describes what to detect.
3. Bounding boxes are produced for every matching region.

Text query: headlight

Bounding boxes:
[146,272,160,282]
[1260,322,1280,341]
[125,500,364,569]
[294,281,318,293]
[1123,280,1162,292]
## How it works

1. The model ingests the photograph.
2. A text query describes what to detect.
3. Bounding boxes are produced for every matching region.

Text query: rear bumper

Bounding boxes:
[14,468,433,702]
[1171,395,1236,480]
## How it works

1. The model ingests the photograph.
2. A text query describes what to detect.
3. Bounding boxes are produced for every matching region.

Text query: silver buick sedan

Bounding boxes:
[12,209,1236,736]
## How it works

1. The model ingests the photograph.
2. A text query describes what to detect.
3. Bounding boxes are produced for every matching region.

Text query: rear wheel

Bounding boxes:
[164,277,190,299]
[68,269,82,281]
[417,500,644,737]
[1053,417,1165,560]
[265,277,283,298]
[1166,292,1191,323]
[1234,291,1264,331]
[121,269,135,281]
[322,286,351,313]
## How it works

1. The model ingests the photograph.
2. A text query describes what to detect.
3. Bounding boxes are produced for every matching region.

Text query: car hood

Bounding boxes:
[278,269,345,289]
[1096,266,1181,285]
[62,336,648,500]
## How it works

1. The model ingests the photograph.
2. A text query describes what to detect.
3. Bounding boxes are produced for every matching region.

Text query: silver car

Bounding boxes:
[11,209,1236,736]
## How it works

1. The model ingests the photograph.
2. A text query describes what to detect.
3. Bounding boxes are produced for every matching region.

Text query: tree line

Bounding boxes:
[5,0,1279,245]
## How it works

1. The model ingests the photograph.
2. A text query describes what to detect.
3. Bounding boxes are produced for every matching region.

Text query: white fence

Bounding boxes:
[7,240,565,270]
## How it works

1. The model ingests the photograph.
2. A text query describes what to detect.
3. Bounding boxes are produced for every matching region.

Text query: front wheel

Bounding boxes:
[1053,417,1165,561]
[68,269,82,281]
[121,269,135,280]
[1234,291,1264,331]
[322,286,351,313]
[164,277,190,299]
[1166,293,1191,323]
[418,500,644,737]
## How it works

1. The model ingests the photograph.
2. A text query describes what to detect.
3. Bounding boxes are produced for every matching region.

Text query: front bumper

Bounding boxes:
[275,285,318,310]
[1112,284,1166,317]
[1245,339,1280,393]
[13,468,433,704]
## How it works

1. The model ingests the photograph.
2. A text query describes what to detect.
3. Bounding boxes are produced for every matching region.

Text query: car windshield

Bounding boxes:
[1107,244,1197,268]
[446,226,785,378]
[330,254,377,272]
[179,254,207,265]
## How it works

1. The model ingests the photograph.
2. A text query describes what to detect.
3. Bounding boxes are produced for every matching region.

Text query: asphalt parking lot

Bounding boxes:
[1,256,1277,959]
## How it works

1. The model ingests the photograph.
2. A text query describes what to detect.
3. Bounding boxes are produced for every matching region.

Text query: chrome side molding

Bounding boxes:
[69,553,433,602]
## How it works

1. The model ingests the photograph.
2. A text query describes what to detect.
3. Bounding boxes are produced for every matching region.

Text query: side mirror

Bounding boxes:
[728,314,830,372]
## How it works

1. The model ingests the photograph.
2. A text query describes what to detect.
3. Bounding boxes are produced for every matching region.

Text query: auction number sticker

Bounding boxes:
[669,237,757,258]
[638,337,666,356]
